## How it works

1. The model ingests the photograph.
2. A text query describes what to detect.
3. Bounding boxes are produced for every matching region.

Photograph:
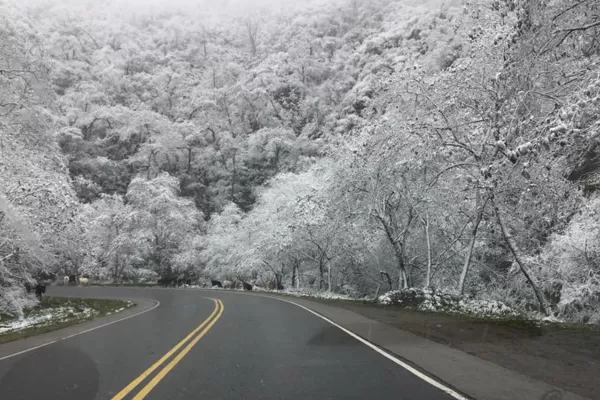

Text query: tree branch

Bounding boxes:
[559,20,600,33]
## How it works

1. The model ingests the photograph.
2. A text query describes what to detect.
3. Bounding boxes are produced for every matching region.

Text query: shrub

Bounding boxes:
[378,288,520,319]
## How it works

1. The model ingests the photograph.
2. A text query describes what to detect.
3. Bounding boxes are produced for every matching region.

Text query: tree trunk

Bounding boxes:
[401,269,409,289]
[327,262,332,292]
[380,271,393,291]
[381,222,409,289]
[492,196,552,316]
[113,252,120,283]
[422,211,432,288]
[459,189,484,295]
[146,150,154,180]
[296,263,300,289]
[291,262,297,289]
[373,283,382,301]
[246,20,258,55]
[318,256,325,290]
[277,263,284,290]
[458,223,480,295]
[231,152,236,202]
[390,242,409,289]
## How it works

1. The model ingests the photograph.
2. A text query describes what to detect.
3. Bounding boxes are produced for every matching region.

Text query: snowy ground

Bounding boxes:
[0,300,134,335]
[254,287,370,301]
[130,282,558,322]
[378,288,523,320]
[144,283,569,323]
[221,285,527,320]
[0,306,96,334]
[257,286,548,322]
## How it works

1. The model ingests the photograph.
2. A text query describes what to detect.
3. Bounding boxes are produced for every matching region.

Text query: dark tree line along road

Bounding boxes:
[0,287,461,400]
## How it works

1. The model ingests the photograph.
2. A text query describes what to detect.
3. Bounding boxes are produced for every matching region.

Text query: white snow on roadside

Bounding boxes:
[0,302,134,335]
[151,283,570,323]
[0,306,97,334]
[254,287,370,302]
[0,311,56,334]
[378,288,523,320]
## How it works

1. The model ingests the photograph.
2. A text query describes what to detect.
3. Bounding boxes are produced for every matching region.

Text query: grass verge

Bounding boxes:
[91,282,158,287]
[0,296,134,344]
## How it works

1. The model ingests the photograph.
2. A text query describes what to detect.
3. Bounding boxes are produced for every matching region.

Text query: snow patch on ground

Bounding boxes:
[254,287,369,301]
[187,284,567,322]
[0,300,135,335]
[0,306,98,334]
[378,288,521,319]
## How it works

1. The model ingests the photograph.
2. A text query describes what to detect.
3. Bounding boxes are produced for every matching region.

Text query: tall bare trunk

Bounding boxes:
[231,153,236,202]
[113,252,120,283]
[327,262,332,292]
[376,207,412,289]
[392,243,408,289]
[291,261,298,289]
[383,224,408,289]
[380,271,393,291]
[146,153,152,180]
[373,283,382,301]
[275,264,283,290]
[422,211,432,288]
[459,189,484,295]
[319,256,325,290]
[492,196,551,316]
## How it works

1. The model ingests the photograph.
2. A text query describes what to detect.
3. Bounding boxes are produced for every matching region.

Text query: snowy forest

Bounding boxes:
[1,0,600,323]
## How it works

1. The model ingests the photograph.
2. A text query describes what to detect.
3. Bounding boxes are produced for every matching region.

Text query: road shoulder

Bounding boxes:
[223,290,590,400]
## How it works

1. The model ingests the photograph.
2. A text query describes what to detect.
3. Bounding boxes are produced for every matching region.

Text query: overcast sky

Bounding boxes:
[19,0,339,18]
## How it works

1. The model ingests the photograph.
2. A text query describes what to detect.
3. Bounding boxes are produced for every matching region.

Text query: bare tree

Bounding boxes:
[245,18,259,56]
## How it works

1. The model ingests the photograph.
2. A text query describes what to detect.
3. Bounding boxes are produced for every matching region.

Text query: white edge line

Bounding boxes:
[269,295,470,400]
[0,339,59,362]
[0,300,160,362]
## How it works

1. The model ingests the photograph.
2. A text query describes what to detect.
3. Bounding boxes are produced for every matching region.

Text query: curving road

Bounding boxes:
[0,286,459,400]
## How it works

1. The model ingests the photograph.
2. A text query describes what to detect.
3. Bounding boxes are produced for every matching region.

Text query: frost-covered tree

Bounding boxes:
[537,196,600,323]
[1,1,79,315]
[126,173,203,279]
[80,195,148,282]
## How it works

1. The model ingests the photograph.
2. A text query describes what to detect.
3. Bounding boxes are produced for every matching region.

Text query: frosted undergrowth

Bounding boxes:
[190,284,540,321]
[378,288,522,319]
[0,306,98,334]
[254,287,369,301]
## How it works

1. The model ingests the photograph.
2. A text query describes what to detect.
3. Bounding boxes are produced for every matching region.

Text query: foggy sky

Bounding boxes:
[16,0,340,19]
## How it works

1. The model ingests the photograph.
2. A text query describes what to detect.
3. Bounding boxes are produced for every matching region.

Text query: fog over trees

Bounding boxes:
[1,0,599,322]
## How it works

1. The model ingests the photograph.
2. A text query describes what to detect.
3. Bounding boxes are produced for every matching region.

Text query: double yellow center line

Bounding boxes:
[111,298,224,400]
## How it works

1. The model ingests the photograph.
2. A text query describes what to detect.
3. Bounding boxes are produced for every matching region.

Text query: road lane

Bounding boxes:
[0,287,217,400]
[0,287,461,400]
[112,299,223,400]
[144,291,459,400]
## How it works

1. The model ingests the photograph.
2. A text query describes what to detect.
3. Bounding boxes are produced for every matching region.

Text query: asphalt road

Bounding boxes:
[0,286,459,400]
